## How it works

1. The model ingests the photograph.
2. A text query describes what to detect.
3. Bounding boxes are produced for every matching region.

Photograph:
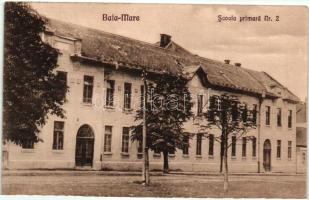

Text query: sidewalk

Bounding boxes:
[2,169,305,177]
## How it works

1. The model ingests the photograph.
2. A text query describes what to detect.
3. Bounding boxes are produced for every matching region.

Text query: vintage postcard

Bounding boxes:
[2,2,307,198]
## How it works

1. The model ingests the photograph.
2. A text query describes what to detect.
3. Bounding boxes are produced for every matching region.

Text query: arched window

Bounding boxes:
[77,125,94,138]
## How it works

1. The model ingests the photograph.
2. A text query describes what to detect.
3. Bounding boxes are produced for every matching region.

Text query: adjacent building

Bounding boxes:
[4,19,301,173]
[296,100,307,173]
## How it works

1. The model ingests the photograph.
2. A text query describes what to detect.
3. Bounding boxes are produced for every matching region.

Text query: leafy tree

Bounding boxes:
[132,73,193,174]
[3,2,68,145]
[200,94,256,192]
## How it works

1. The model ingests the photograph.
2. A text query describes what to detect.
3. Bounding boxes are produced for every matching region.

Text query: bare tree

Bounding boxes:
[200,93,256,192]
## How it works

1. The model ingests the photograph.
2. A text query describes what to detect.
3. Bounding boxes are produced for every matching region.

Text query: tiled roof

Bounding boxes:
[47,18,299,102]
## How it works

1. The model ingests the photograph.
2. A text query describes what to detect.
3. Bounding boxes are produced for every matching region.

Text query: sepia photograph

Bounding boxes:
[2,2,308,198]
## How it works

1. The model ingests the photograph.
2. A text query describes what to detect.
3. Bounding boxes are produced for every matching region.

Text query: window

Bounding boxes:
[121,127,130,153]
[104,126,112,152]
[242,137,247,157]
[140,85,144,109]
[266,106,270,125]
[183,136,189,155]
[196,134,202,156]
[208,134,214,156]
[22,139,34,149]
[197,95,203,115]
[253,104,258,125]
[52,121,64,150]
[288,141,292,159]
[137,140,143,159]
[83,75,94,103]
[106,80,115,107]
[232,103,238,122]
[277,108,282,127]
[57,71,67,86]
[231,136,236,157]
[57,71,67,99]
[252,137,256,157]
[138,140,143,154]
[124,83,132,109]
[277,140,281,158]
[242,105,248,122]
[288,110,292,128]
[208,96,216,121]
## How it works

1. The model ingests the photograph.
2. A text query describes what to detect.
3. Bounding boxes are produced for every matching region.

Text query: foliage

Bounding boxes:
[202,93,256,142]
[131,73,193,172]
[3,2,68,145]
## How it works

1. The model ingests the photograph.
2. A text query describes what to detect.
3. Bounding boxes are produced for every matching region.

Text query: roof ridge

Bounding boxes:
[47,18,190,56]
[168,41,195,55]
[47,18,255,73]
[262,71,284,88]
[45,18,299,101]
[262,72,300,100]
[48,18,213,67]
[242,68,268,92]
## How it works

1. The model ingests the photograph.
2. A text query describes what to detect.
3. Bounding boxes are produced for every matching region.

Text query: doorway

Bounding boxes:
[263,139,271,172]
[75,125,94,167]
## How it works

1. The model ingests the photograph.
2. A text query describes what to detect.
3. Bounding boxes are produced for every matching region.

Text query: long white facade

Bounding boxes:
[4,22,299,173]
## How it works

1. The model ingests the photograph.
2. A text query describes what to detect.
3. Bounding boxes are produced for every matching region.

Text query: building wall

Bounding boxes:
[296,147,306,174]
[259,98,297,173]
[296,101,307,174]
[6,35,298,173]
[7,37,107,170]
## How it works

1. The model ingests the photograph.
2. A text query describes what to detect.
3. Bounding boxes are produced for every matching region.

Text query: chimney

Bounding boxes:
[224,59,230,64]
[160,34,171,47]
[235,62,241,67]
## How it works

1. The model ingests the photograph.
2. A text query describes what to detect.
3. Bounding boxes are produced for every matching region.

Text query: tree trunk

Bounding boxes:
[144,147,150,185]
[142,144,150,185]
[220,154,223,173]
[142,69,150,186]
[163,150,169,174]
[223,132,229,192]
[220,135,224,173]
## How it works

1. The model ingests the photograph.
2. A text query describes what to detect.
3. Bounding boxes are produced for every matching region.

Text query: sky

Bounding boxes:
[31,3,308,100]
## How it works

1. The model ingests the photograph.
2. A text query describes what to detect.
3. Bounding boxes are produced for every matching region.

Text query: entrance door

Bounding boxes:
[263,139,271,172]
[75,125,94,167]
